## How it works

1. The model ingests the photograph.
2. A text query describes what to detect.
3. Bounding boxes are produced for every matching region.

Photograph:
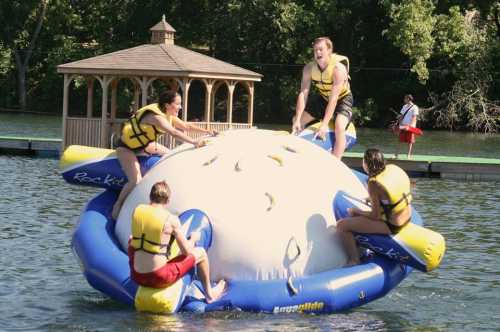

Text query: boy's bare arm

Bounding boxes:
[170,217,194,256]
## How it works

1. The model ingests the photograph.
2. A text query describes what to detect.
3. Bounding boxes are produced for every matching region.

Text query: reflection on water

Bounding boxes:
[0,156,499,331]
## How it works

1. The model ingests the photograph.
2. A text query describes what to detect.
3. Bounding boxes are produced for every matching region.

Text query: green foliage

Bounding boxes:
[431,7,500,132]
[0,0,498,131]
[434,7,487,75]
[382,0,436,83]
[0,43,12,76]
[351,98,378,127]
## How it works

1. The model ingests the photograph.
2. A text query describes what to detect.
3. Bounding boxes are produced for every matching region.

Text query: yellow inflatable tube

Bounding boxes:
[355,222,446,272]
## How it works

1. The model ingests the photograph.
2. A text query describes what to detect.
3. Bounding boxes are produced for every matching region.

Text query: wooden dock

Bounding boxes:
[0,136,61,157]
[343,152,500,181]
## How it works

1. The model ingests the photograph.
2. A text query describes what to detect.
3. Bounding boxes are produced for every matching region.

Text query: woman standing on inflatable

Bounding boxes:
[336,148,413,266]
[112,91,216,219]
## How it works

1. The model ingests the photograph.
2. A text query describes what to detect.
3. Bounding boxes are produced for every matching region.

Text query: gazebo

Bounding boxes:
[57,15,262,149]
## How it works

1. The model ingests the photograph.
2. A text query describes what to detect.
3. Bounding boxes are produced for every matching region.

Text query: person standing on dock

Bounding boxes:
[292,36,353,159]
[394,94,419,159]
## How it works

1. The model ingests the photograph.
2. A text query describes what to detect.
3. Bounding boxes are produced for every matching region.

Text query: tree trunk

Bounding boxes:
[494,5,500,39]
[14,50,27,110]
[12,0,48,111]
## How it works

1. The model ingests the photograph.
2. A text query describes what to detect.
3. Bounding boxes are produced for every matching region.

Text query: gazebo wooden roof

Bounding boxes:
[57,15,262,149]
[57,43,262,80]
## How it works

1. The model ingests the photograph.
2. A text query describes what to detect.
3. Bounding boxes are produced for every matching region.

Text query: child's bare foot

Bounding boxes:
[206,279,227,303]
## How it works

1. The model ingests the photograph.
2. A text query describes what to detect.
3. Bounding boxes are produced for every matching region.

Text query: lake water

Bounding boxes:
[1,114,499,331]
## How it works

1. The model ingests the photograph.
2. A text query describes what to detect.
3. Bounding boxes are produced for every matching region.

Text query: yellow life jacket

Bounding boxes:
[131,204,175,256]
[310,53,350,101]
[369,164,412,219]
[121,103,172,150]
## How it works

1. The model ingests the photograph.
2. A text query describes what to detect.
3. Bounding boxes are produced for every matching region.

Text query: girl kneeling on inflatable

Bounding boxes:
[336,148,413,266]
[129,181,226,303]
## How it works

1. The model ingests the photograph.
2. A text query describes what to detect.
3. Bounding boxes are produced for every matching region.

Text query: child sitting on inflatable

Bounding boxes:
[336,148,413,266]
[128,180,226,303]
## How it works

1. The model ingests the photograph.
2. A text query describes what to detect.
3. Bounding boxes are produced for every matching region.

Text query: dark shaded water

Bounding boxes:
[1,114,499,331]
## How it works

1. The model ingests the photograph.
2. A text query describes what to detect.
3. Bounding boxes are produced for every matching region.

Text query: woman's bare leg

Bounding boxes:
[112,147,142,220]
[338,231,360,266]
[336,216,391,266]
[144,142,170,156]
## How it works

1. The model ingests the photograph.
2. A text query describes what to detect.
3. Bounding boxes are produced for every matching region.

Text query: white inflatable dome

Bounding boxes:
[115,129,367,281]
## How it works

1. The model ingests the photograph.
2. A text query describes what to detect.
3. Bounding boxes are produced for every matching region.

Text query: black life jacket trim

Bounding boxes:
[379,192,412,218]
[132,233,176,258]
[127,109,160,149]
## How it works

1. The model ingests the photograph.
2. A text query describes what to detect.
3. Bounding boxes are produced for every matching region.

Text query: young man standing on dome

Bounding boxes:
[292,36,353,159]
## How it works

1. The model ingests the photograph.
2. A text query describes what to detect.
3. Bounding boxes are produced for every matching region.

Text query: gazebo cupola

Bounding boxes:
[150,15,176,45]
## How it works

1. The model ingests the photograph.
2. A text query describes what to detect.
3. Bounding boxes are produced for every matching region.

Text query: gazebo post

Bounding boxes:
[61,74,71,150]
[136,76,148,107]
[96,75,112,147]
[86,77,94,118]
[182,78,191,122]
[227,81,236,126]
[133,79,140,112]
[204,79,214,126]
[110,79,118,122]
[211,81,224,122]
[248,82,254,126]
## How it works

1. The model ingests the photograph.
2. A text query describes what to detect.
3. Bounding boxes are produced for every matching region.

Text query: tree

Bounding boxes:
[382,0,436,83]
[0,0,48,110]
[432,7,500,132]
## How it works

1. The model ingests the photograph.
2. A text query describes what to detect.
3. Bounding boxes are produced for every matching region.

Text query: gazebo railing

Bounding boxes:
[65,117,103,147]
[63,117,253,150]
[162,122,253,149]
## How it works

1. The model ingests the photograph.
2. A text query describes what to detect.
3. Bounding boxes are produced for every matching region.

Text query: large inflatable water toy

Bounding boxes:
[62,128,444,314]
